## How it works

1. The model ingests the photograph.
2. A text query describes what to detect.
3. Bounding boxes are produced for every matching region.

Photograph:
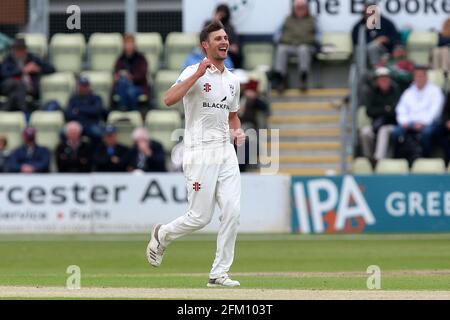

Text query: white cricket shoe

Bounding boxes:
[207,276,240,288]
[146,224,165,267]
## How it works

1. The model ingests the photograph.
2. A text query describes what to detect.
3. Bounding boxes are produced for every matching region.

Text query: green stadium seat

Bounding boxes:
[375,159,409,174]
[80,71,113,107]
[357,106,371,129]
[145,109,182,152]
[407,31,438,65]
[165,32,198,70]
[88,33,123,71]
[17,33,47,58]
[0,111,27,151]
[107,111,143,147]
[50,33,86,73]
[155,70,182,111]
[135,32,163,76]
[352,157,373,174]
[29,111,65,151]
[317,32,353,62]
[427,69,446,90]
[411,158,446,174]
[242,43,274,70]
[40,72,76,109]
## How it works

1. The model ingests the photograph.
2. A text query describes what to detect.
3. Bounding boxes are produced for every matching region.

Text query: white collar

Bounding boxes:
[203,58,225,74]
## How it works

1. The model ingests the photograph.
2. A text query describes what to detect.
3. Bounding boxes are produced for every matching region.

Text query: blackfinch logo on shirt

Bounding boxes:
[202,101,230,110]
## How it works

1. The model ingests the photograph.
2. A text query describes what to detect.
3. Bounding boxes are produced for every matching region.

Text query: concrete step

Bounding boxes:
[271,88,349,98]
[277,168,341,176]
[277,155,352,164]
[272,109,341,116]
[275,128,341,138]
[271,123,341,129]
[269,141,341,151]
[269,114,341,124]
[271,102,338,111]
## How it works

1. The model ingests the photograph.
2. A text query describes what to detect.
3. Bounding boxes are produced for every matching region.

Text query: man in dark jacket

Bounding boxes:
[113,33,150,111]
[439,92,450,164]
[93,125,129,172]
[0,38,55,113]
[126,127,166,172]
[359,67,401,163]
[7,127,50,173]
[56,121,92,173]
[352,3,401,67]
[65,76,105,144]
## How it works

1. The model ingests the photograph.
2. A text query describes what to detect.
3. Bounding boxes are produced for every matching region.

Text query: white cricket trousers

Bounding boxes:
[158,143,241,279]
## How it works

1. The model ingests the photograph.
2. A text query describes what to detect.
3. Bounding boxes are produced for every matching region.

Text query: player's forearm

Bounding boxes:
[229,114,241,131]
[164,73,200,106]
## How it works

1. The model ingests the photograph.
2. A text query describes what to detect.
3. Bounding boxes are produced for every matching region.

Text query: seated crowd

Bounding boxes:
[0,123,166,173]
[353,3,450,167]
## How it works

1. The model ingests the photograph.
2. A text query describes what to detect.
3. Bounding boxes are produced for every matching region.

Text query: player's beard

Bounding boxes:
[213,51,227,61]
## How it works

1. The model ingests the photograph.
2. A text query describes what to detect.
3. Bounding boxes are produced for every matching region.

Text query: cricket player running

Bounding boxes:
[146,21,245,287]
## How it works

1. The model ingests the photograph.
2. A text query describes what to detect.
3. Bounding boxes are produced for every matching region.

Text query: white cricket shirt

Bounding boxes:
[174,61,240,147]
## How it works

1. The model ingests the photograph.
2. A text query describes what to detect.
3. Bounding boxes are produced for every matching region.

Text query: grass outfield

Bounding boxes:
[0,234,449,298]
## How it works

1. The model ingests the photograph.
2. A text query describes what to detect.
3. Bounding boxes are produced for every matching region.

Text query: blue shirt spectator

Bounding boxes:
[7,127,50,173]
[65,76,105,144]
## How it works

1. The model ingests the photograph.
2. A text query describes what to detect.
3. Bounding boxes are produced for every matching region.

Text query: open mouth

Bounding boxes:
[219,47,228,53]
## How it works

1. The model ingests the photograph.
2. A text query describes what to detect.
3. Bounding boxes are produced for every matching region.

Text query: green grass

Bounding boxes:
[0,234,450,291]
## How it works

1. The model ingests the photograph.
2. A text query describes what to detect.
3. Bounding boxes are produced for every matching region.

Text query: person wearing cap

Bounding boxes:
[351,2,401,67]
[113,33,150,111]
[126,127,166,172]
[6,127,50,173]
[65,76,106,145]
[236,72,269,131]
[92,124,130,172]
[380,45,414,93]
[359,67,401,164]
[272,0,319,93]
[393,66,444,158]
[0,37,55,113]
[55,121,93,173]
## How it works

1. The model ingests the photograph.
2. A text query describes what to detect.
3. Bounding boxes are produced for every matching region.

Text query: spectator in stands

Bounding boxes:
[93,124,129,172]
[236,71,270,131]
[359,67,401,164]
[431,18,450,73]
[126,127,166,172]
[379,45,414,93]
[392,66,444,158]
[351,3,401,67]
[65,76,105,144]
[206,4,242,69]
[7,127,50,173]
[0,135,9,172]
[183,44,234,70]
[272,0,318,93]
[56,121,92,173]
[0,38,55,114]
[438,92,450,164]
[113,33,150,111]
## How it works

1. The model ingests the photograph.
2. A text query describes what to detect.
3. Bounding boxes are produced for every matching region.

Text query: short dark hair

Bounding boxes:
[200,20,225,44]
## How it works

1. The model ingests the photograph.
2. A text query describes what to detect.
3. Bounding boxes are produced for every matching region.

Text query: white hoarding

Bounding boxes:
[0,173,290,233]
[183,0,450,34]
